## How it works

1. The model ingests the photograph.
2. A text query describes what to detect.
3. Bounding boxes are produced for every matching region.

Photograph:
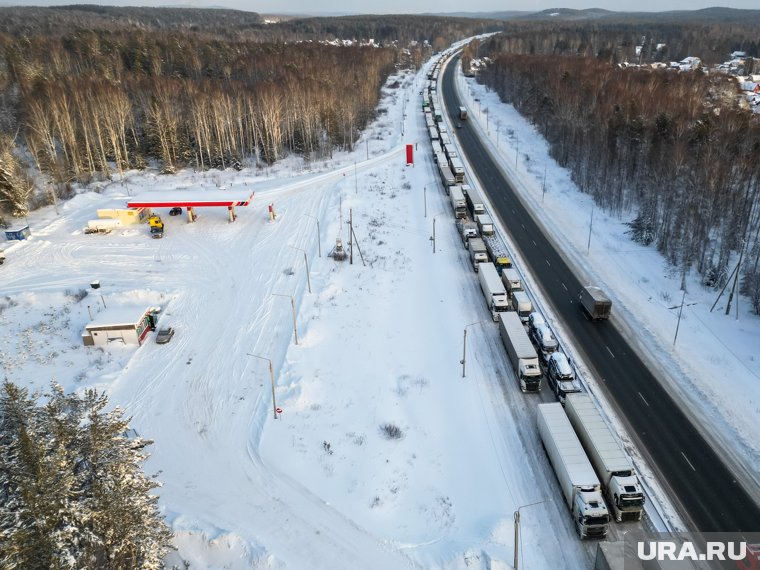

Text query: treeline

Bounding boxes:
[0,6,264,38]
[477,52,760,312]
[265,14,503,49]
[0,381,172,569]
[0,6,500,220]
[0,6,502,47]
[0,29,400,215]
[483,20,760,65]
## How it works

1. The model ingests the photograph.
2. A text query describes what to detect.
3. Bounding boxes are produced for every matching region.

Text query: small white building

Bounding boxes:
[82,306,155,346]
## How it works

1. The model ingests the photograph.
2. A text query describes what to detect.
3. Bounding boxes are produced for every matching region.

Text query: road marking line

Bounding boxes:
[532,240,537,246]
[681,452,697,471]
[638,392,649,406]
[606,346,615,358]
[561,282,567,291]
[545,259,551,267]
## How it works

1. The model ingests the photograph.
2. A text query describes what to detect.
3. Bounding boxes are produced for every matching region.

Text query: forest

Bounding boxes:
[0,6,499,222]
[476,27,760,312]
[483,17,760,65]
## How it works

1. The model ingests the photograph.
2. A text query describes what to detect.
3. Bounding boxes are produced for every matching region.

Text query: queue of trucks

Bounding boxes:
[425,55,638,539]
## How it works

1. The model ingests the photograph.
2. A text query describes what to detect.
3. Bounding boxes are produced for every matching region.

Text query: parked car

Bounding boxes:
[155,327,175,344]
[527,312,546,331]
[531,323,558,362]
[169,207,183,216]
[546,352,581,404]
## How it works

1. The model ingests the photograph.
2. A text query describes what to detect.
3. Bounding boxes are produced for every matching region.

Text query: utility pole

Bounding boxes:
[349,208,353,265]
[542,163,547,201]
[673,290,686,347]
[587,206,594,253]
[725,239,745,318]
[424,185,427,218]
[515,133,519,168]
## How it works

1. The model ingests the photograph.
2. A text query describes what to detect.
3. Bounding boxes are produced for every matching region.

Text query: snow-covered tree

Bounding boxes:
[0,135,34,218]
[0,381,173,569]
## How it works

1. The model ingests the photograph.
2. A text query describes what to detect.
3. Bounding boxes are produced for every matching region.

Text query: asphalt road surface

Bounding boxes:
[440,55,760,533]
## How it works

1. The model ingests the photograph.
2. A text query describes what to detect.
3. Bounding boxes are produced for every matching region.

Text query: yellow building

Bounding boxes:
[96,207,150,225]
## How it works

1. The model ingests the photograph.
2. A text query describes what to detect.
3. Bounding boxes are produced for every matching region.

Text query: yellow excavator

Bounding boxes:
[148,215,164,239]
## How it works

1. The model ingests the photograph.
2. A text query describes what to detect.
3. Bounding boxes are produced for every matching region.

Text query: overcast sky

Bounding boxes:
[1,0,758,14]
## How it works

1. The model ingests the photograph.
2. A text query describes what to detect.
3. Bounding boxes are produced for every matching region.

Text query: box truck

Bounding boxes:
[579,286,612,320]
[469,237,488,271]
[502,267,522,294]
[564,394,645,522]
[511,290,532,322]
[498,312,542,392]
[537,403,610,539]
[478,262,510,321]
[476,214,494,236]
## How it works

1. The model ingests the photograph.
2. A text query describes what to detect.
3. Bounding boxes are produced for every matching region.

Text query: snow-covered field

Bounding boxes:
[1,46,758,569]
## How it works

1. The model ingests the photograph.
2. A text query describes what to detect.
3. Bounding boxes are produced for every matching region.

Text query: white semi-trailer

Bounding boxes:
[438,164,456,191]
[537,403,610,539]
[464,186,486,217]
[478,262,509,321]
[564,394,645,522]
[498,312,542,392]
[449,157,465,183]
[449,185,467,219]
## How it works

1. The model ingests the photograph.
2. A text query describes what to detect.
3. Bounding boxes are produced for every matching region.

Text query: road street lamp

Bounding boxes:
[304,214,322,257]
[247,353,279,420]
[514,500,545,570]
[461,320,487,377]
[272,293,299,345]
[289,245,311,293]
[430,215,440,253]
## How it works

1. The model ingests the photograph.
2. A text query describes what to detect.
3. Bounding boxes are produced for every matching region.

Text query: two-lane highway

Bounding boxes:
[441,56,760,532]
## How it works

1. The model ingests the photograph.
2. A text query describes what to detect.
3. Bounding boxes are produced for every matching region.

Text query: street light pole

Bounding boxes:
[272,293,298,345]
[289,245,312,293]
[514,500,545,570]
[305,214,321,257]
[247,353,278,419]
[461,320,485,377]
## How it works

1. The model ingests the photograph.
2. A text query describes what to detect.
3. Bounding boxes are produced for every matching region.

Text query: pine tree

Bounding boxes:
[0,381,173,569]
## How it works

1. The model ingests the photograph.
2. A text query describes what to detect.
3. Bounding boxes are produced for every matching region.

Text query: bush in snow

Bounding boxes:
[0,381,173,569]
[379,423,404,440]
[64,288,89,302]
